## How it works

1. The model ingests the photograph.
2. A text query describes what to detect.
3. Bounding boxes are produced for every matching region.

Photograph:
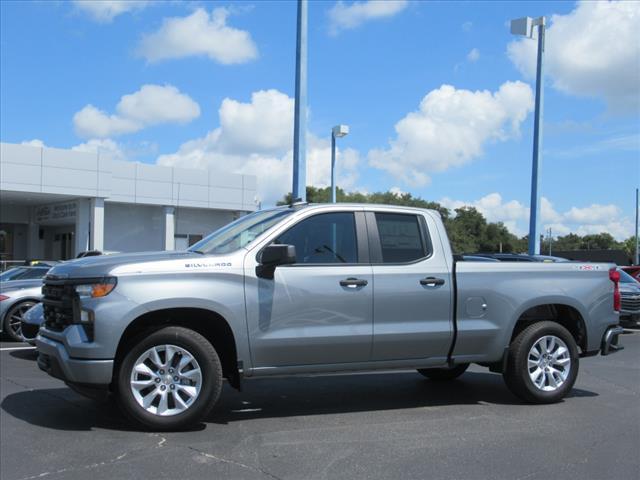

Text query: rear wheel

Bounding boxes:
[3,301,36,342]
[503,321,579,403]
[417,363,469,381]
[116,326,222,431]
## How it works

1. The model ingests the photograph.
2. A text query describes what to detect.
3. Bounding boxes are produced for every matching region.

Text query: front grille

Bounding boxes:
[620,292,640,313]
[42,279,77,331]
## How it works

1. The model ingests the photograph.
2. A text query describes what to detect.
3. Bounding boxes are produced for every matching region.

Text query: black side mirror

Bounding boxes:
[256,244,296,279]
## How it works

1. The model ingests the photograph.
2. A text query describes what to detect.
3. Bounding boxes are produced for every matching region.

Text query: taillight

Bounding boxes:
[609,268,620,312]
[0,295,9,302]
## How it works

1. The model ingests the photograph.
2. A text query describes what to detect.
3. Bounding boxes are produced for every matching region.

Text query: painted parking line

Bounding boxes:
[0,346,36,351]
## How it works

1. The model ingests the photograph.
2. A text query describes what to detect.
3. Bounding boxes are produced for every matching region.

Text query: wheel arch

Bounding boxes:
[510,302,588,353]
[113,307,241,390]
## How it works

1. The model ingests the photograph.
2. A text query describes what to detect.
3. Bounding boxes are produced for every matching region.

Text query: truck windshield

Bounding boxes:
[188,208,295,255]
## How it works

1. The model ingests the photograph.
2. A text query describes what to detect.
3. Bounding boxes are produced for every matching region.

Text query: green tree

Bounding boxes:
[579,233,619,250]
[621,236,639,261]
[552,233,582,251]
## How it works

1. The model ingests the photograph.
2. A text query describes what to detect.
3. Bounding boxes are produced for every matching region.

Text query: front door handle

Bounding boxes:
[340,278,368,288]
[420,277,445,287]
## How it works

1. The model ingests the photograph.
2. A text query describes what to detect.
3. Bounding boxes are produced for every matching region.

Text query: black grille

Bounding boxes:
[42,279,77,331]
[621,292,640,313]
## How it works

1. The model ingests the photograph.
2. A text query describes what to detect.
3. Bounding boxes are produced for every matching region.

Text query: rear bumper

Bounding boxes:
[36,334,113,385]
[600,326,624,356]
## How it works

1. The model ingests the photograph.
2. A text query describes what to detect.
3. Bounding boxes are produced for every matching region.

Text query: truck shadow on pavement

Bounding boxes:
[1,370,598,432]
[9,349,38,361]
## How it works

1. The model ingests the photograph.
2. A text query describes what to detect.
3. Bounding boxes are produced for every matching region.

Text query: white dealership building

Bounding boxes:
[0,142,258,262]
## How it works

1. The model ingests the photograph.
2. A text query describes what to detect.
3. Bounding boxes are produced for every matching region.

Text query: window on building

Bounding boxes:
[276,212,358,264]
[375,213,430,263]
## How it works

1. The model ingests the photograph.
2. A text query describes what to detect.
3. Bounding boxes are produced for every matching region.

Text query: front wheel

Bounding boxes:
[116,326,222,431]
[503,321,579,404]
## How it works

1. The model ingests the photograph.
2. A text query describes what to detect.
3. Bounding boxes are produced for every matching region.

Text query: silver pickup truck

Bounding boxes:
[35,203,624,430]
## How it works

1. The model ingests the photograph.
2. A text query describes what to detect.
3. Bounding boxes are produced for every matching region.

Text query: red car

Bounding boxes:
[621,266,640,282]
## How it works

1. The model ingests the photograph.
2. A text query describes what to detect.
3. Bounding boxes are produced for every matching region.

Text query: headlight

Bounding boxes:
[75,278,117,298]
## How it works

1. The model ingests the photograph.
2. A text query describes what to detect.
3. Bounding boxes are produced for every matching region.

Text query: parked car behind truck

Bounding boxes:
[618,268,640,327]
[0,266,50,341]
[34,203,623,430]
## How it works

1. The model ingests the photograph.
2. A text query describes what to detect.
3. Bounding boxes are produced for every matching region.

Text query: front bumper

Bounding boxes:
[601,326,624,356]
[36,333,113,385]
[21,320,39,345]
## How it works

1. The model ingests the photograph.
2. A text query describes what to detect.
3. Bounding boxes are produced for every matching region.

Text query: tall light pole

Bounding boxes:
[331,125,349,203]
[511,16,546,255]
[635,187,639,265]
[292,0,308,202]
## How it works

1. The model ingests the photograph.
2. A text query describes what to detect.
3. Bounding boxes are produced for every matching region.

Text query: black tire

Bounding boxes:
[417,363,469,381]
[503,321,579,404]
[3,301,36,342]
[116,326,222,431]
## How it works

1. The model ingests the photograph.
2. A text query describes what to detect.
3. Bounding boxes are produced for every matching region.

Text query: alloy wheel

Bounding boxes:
[527,335,571,392]
[130,344,202,416]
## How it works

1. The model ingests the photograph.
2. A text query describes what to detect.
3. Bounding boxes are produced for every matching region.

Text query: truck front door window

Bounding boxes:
[276,212,358,264]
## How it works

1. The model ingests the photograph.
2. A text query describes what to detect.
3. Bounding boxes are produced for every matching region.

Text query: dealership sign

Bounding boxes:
[35,202,77,223]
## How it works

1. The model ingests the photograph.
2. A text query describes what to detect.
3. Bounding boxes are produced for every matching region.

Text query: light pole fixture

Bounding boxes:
[292,0,308,203]
[331,124,349,203]
[511,15,546,256]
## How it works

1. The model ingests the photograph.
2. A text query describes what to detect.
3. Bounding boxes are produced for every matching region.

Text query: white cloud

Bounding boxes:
[541,197,562,223]
[157,89,361,204]
[328,0,407,35]
[217,90,294,154]
[440,193,633,240]
[73,0,148,23]
[368,81,534,185]
[440,193,530,236]
[507,1,640,112]
[137,8,258,64]
[563,203,621,225]
[21,139,45,148]
[71,138,125,160]
[390,186,406,197]
[73,84,200,138]
[466,48,480,62]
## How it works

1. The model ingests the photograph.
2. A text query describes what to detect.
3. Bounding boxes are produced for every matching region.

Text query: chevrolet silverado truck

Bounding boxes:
[35,203,624,430]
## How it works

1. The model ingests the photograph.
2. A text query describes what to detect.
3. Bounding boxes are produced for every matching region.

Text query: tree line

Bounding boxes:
[280,186,637,258]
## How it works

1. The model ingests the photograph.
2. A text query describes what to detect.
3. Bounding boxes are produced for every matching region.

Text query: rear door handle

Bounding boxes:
[340,278,368,288]
[420,277,445,287]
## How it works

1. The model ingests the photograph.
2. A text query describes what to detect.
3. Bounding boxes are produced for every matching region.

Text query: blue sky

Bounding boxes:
[1,0,638,239]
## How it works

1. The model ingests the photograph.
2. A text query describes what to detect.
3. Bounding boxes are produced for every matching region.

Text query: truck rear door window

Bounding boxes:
[276,212,358,264]
[375,213,429,263]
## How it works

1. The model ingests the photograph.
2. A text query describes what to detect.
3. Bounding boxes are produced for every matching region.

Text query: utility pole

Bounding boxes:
[548,227,552,256]
[291,0,308,202]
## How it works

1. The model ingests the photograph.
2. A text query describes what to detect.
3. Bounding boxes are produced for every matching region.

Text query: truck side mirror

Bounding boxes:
[256,244,296,279]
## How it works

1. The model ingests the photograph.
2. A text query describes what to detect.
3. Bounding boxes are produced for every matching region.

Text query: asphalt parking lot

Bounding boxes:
[1,330,639,480]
